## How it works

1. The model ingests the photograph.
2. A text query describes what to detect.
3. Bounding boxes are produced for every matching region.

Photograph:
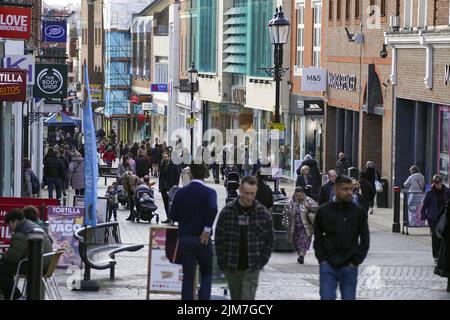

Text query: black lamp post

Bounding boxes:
[187,62,198,159]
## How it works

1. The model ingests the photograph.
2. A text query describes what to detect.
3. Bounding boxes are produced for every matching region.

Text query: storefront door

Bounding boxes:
[438,105,450,185]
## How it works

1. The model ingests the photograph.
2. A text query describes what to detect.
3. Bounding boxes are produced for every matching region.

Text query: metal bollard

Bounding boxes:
[392,186,401,233]
[27,228,45,300]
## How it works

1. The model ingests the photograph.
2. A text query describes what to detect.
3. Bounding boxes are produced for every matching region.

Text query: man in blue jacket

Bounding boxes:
[169,163,218,300]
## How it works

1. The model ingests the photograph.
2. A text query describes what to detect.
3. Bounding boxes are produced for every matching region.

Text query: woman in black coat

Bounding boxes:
[365,161,381,215]
[435,201,450,292]
[296,165,319,201]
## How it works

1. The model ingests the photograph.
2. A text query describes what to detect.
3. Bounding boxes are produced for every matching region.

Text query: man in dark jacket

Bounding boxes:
[421,175,450,264]
[135,148,151,178]
[314,175,370,300]
[169,163,218,300]
[43,149,65,200]
[359,172,375,212]
[159,152,180,219]
[255,170,273,210]
[318,170,337,205]
[336,152,349,176]
[298,154,321,187]
[59,149,70,197]
[0,209,53,300]
[215,176,273,300]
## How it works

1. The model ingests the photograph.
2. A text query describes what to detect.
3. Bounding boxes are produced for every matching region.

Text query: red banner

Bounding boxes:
[0,6,31,40]
[0,68,27,102]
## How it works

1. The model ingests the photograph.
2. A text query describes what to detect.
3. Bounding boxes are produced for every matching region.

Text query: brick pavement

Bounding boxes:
[46,176,450,300]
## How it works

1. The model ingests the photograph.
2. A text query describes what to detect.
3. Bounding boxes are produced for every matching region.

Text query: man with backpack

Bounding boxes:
[22,158,40,197]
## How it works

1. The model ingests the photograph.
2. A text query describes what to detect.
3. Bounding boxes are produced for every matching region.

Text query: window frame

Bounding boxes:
[295,0,305,75]
[312,0,322,68]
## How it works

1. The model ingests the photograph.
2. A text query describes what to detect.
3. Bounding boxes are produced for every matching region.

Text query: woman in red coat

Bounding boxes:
[102,146,116,167]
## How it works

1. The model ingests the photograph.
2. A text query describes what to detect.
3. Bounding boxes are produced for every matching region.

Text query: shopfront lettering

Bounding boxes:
[445,65,450,86]
[328,73,357,91]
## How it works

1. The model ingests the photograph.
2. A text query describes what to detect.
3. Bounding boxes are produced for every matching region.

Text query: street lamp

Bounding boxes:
[187,62,198,159]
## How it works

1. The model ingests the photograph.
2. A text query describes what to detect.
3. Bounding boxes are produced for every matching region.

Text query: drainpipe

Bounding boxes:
[420,33,433,89]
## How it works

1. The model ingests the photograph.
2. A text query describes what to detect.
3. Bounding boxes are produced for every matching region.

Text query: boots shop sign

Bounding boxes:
[0,68,27,102]
[0,6,31,40]
[328,73,357,91]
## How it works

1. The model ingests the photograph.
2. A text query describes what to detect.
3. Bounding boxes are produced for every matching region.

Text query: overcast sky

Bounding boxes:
[44,0,80,8]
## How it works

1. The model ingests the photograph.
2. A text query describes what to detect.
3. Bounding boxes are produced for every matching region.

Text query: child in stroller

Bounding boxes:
[224,165,240,204]
[134,182,159,223]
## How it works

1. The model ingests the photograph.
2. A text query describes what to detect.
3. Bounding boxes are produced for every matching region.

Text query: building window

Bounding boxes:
[144,21,152,79]
[336,0,341,20]
[380,0,386,17]
[296,1,305,71]
[404,0,413,28]
[329,0,333,20]
[355,0,360,19]
[345,0,351,20]
[417,0,427,28]
[313,1,322,68]
[154,58,168,84]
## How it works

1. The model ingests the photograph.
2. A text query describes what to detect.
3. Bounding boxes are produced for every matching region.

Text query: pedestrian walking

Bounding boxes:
[135,148,151,178]
[208,137,220,184]
[421,175,450,265]
[336,152,349,176]
[404,165,425,193]
[365,161,381,215]
[130,142,140,159]
[106,183,118,222]
[314,175,370,300]
[102,146,116,167]
[255,170,273,211]
[168,163,218,300]
[283,187,318,264]
[159,152,180,223]
[69,152,85,195]
[358,172,375,214]
[43,149,64,200]
[296,165,319,200]
[59,150,70,197]
[22,158,33,198]
[318,170,337,205]
[0,209,53,300]
[435,201,450,292]
[150,138,160,177]
[215,176,274,300]
[298,154,321,188]
[122,170,142,222]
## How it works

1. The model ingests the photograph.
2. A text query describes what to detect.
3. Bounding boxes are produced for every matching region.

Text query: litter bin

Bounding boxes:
[376,178,388,208]
[271,199,295,252]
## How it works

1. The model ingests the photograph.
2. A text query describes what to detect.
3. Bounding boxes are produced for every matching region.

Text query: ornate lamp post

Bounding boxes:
[187,62,198,159]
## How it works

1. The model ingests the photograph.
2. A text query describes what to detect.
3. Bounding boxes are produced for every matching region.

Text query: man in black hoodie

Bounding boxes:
[43,149,65,200]
[314,175,370,300]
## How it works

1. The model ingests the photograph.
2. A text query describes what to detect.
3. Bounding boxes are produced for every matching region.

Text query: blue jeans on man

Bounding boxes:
[47,177,62,200]
[179,235,213,300]
[319,262,358,300]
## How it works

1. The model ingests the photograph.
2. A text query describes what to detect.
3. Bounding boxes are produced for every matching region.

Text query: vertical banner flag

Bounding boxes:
[82,64,98,227]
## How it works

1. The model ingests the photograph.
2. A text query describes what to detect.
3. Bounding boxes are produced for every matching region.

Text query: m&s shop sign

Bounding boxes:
[0,6,31,40]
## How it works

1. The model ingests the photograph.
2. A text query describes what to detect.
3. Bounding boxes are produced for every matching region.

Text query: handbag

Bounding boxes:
[436,210,448,239]
[375,173,383,193]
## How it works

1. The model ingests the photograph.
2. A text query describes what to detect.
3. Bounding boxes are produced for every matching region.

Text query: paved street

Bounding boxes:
[49,175,450,300]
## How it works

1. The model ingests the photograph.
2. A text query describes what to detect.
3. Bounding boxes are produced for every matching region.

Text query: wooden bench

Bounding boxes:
[73,222,144,280]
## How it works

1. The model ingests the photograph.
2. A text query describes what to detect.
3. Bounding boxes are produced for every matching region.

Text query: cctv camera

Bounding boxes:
[380,44,388,59]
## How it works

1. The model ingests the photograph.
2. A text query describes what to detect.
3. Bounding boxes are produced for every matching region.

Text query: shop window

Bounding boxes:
[439,108,450,184]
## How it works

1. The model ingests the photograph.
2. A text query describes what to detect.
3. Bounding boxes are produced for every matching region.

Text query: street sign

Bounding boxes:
[4,55,35,84]
[269,123,285,141]
[142,102,153,111]
[0,68,27,102]
[150,83,168,92]
[34,64,67,98]
[186,117,196,129]
[42,20,67,43]
[0,6,31,40]
[301,68,327,92]
[179,79,198,93]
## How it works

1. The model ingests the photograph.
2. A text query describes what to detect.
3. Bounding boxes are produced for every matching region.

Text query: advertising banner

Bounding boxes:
[405,192,427,228]
[73,196,107,224]
[0,207,12,251]
[89,84,102,99]
[3,55,35,84]
[34,64,68,99]
[0,6,31,40]
[47,206,84,267]
[0,68,27,101]
[42,20,67,43]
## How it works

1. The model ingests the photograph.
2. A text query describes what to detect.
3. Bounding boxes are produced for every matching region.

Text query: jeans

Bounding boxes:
[127,193,135,220]
[319,262,358,300]
[161,189,170,216]
[179,235,213,300]
[108,204,118,221]
[47,177,62,200]
[429,221,442,259]
[210,163,219,182]
[224,269,260,300]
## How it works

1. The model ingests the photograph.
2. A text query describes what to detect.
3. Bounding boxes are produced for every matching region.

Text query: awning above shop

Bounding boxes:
[44,113,82,127]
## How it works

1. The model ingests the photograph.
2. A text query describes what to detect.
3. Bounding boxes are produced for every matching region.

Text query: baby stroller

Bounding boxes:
[225,171,240,204]
[116,184,128,208]
[135,185,159,224]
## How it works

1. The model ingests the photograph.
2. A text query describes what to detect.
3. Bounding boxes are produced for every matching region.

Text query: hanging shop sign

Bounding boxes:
[0,6,31,40]
[150,83,168,92]
[142,102,153,111]
[42,20,67,43]
[179,79,198,93]
[445,65,450,86]
[34,64,67,98]
[328,73,357,91]
[3,55,35,84]
[0,68,27,102]
[232,86,246,106]
[304,100,325,116]
[301,68,327,92]
[89,84,102,99]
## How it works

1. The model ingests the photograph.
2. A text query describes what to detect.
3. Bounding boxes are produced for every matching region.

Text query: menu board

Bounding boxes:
[146,226,183,299]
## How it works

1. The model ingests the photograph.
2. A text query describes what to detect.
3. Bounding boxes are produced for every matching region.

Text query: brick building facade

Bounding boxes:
[385,0,450,187]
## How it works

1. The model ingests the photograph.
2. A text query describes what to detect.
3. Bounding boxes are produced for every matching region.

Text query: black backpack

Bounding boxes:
[29,170,40,195]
